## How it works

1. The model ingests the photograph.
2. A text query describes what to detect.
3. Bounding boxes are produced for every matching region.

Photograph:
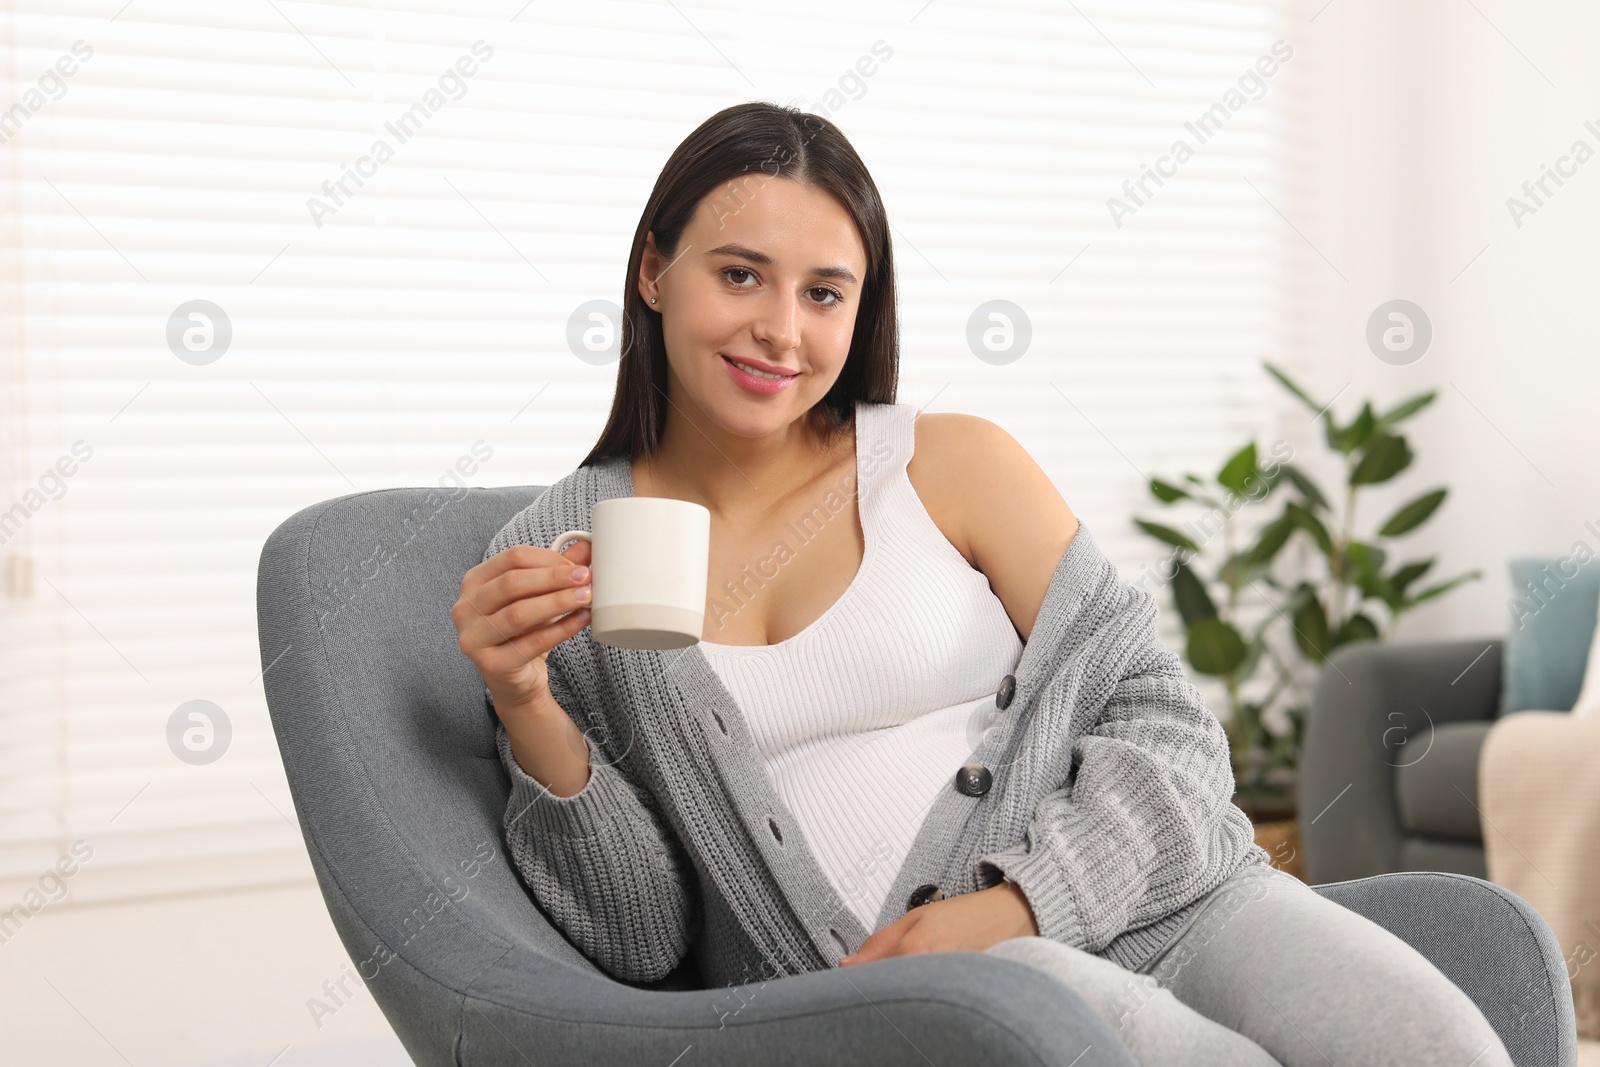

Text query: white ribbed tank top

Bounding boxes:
[697,400,1024,931]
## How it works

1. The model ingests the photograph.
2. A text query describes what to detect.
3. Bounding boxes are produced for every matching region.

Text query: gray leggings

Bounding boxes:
[985,863,1513,1067]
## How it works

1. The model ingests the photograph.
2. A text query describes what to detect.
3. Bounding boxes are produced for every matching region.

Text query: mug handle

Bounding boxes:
[550,530,591,554]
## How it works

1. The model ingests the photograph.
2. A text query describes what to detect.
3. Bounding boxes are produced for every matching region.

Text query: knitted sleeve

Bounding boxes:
[493,675,700,982]
[481,489,699,983]
[974,570,1261,953]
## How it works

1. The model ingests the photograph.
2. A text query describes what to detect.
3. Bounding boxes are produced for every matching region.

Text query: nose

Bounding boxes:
[751,288,801,353]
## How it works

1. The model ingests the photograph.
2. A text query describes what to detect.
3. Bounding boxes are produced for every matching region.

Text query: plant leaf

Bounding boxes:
[1372,391,1436,436]
[1389,558,1435,596]
[1346,540,1396,603]
[1351,434,1413,485]
[1246,513,1296,568]
[1291,591,1332,663]
[1345,541,1388,574]
[1134,518,1200,554]
[1218,550,1254,587]
[1261,734,1296,774]
[1336,613,1380,645]
[1235,638,1266,683]
[1404,570,1484,608]
[1286,580,1315,613]
[1333,402,1376,455]
[1172,561,1218,626]
[1378,488,1447,537]
[1217,442,1259,495]
[1187,618,1248,676]
[1377,579,1405,609]
[1279,463,1330,511]
[1285,500,1333,556]
[1150,478,1191,503]
[1263,361,1323,415]
[1343,541,1390,595]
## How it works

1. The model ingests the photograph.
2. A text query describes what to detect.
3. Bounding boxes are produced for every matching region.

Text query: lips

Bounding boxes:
[721,353,798,395]
[721,354,798,377]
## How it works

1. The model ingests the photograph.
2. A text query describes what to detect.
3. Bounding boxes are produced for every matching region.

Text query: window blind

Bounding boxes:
[0,0,1302,907]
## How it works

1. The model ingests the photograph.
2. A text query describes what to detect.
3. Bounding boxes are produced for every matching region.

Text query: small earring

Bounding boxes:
[650,297,657,304]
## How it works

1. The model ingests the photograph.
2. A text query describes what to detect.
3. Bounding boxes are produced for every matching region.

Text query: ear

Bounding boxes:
[637,230,663,305]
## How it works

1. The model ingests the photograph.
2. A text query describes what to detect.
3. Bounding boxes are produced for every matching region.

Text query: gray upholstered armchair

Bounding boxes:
[256,486,1576,1066]
[1299,639,1504,884]
[1302,559,1600,888]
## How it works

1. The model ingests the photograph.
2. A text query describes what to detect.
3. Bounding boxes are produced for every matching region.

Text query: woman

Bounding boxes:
[451,101,1513,1067]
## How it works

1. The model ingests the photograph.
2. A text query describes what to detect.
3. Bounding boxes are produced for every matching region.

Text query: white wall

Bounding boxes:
[1289,0,1599,644]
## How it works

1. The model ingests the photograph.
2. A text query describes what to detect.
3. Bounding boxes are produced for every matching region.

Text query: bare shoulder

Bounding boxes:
[907,411,1079,643]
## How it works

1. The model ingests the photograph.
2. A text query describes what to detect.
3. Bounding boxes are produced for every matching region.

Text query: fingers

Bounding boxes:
[457,575,592,654]
[840,916,914,966]
[462,542,586,598]
[452,540,598,691]
[556,539,592,566]
[472,559,589,622]
[455,547,591,638]
[475,605,592,679]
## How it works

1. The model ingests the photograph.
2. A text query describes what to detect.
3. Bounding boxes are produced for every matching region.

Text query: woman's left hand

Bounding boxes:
[839,881,1039,966]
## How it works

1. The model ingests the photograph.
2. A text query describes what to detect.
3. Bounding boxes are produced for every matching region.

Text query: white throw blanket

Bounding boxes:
[1480,710,1600,1039]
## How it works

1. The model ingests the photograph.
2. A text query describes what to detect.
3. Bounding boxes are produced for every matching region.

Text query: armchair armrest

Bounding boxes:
[1299,639,1503,885]
[1313,870,1576,1067]
[462,945,1140,1066]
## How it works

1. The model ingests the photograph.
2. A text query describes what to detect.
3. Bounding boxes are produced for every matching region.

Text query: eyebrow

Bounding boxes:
[704,243,860,286]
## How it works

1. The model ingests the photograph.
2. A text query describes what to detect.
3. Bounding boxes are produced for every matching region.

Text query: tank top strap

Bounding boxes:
[854,400,916,504]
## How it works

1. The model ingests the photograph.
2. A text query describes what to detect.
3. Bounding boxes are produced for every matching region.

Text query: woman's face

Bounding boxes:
[638,174,868,440]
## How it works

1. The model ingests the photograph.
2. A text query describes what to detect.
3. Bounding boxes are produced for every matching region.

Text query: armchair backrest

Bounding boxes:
[256,486,704,1053]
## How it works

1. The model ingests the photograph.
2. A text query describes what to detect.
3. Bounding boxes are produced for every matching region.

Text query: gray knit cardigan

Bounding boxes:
[484,448,1270,989]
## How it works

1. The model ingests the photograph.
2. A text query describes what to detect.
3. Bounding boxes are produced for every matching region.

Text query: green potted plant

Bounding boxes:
[1134,361,1482,824]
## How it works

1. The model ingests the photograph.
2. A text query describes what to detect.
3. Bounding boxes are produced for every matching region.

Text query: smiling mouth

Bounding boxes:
[721,355,797,380]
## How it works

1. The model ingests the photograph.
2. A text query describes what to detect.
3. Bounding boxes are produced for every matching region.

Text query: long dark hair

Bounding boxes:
[579,101,899,468]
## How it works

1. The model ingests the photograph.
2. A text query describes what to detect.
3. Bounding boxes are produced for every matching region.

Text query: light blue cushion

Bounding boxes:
[1500,555,1600,714]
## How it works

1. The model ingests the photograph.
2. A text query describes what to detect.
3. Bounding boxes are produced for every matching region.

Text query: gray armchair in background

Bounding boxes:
[1300,639,1504,885]
[1302,558,1600,887]
[256,486,1575,1066]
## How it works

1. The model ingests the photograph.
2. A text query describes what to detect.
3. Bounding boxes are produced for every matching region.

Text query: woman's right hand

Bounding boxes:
[451,540,594,725]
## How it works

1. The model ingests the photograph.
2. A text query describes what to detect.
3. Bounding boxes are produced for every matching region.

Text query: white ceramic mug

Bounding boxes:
[550,497,711,650]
